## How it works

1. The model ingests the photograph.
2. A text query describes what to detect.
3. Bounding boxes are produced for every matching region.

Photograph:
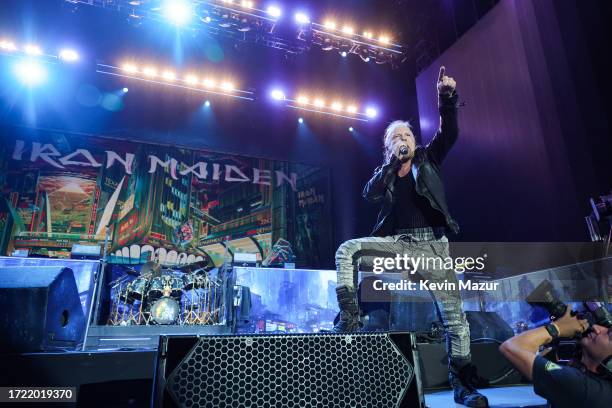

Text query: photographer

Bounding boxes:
[500,308,612,408]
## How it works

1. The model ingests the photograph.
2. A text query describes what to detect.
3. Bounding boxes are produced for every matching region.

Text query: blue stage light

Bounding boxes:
[298,117,304,124]
[204,100,211,107]
[270,89,285,101]
[59,48,79,62]
[267,5,282,19]
[14,60,46,86]
[122,87,129,93]
[164,1,192,26]
[365,106,378,118]
[294,12,310,25]
[349,126,354,132]
[340,51,347,58]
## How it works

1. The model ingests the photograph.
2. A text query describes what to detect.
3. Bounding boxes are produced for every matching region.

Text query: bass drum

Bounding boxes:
[149,297,180,325]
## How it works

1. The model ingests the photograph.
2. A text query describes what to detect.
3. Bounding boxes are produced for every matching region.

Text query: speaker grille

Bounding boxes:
[166,333,414,408]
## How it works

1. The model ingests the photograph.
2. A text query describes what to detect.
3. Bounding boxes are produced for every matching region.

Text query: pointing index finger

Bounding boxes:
[438,66,446,82]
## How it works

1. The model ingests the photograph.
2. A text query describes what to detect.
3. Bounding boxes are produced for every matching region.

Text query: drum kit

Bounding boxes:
[108,260,224,326]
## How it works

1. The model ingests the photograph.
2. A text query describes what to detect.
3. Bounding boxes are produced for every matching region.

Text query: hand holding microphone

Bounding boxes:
[396,144,411,163]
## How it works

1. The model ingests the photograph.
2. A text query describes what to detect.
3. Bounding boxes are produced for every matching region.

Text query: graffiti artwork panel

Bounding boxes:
[0,127,333,268]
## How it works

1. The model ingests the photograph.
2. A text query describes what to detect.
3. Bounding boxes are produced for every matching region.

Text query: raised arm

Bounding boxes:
[426,66,459,165]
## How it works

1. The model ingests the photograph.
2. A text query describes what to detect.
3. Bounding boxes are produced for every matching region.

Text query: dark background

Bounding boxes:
[1,0,611,268]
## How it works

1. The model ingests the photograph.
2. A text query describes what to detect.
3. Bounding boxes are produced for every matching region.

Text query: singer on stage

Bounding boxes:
[332,67,489,408]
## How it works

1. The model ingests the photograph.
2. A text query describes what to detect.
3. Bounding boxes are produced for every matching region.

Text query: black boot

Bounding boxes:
[449,357,489,408]
[331,285,361,333]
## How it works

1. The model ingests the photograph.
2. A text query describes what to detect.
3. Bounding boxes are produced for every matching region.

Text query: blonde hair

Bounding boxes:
[383,120,414,162]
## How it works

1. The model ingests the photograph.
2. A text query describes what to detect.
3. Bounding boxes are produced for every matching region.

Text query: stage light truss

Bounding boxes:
[97,61,254,100]
[64,0,406,66]
[0,38,80,64]
[270,89,376,121]
[0,35,380,121]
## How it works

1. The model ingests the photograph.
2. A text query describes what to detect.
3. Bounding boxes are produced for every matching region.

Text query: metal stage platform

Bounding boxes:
[84,324,231,349]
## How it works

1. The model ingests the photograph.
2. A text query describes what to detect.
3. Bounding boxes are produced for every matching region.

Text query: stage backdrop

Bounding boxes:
[0,127,333,268]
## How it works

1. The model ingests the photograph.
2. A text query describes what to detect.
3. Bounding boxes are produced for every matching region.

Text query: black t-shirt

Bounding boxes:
[532,355,612,408]
[392,172,446,230]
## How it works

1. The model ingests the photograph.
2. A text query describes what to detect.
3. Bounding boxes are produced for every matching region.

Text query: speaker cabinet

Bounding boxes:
[0,266,85,352]
[154,332,425,408]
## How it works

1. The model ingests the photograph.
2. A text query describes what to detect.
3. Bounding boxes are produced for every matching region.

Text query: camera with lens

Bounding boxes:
[526,280,612,378]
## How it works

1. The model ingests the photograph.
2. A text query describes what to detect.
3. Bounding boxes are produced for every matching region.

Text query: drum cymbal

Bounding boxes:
[177,260,211,274]
[140,261,161,277]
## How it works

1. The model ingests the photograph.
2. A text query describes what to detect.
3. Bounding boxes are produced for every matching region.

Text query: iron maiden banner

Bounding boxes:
[0,127,333,268]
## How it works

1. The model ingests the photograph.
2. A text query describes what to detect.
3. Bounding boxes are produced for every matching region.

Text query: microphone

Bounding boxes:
[399,145,409,156]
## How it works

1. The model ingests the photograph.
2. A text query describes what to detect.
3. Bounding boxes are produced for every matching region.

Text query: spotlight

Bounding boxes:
[59,48,79,62]
[204,100,211,107]
[294,12,310,25]
[349,126,354,132]
[362,31,373,39]
[164,1,192,26]
[202,16,212,23]
[342,26,354,35]
[270,89,285,100]
[331,102,342,111]
[122,87,129,93]
[296,95,309,104]
[24,44,42,55]
[220,81,234,91]
[162,70,176,81]
[143,66,157,77]
[324,20,336,30]
[0,40,17,52]
[340,51,347,58]
[346,105,357,114]
[184,74,199,85]
[14,60,46,86]
[313,99,325,108]
[240,0,254,8]
[298,117,304,124]
[203,78,216,88]
[365,107,378,118]
[267,5,282,18]
[122,63,138,73]
[379,35,391,44]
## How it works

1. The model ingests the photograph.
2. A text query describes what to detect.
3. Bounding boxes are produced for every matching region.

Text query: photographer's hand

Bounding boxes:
[553,308,589,338]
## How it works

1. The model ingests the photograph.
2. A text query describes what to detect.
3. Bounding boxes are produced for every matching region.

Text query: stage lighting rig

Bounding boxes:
[64,1,406,66]
[65,0,307,55]
[270,88,379,122]
[96,60,253,100]
[307,19,405,67]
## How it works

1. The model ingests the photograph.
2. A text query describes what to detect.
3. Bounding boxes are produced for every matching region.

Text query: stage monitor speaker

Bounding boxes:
[154,332,425,408]
[0,266,85,352]
[417,341,522,390]
[466,311,514,342]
